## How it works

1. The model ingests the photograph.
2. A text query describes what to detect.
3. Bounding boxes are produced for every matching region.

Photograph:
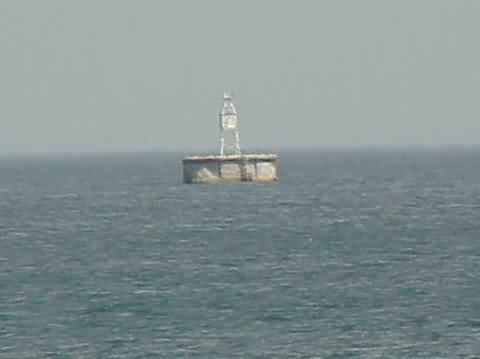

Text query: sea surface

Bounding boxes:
[0,148,479,358]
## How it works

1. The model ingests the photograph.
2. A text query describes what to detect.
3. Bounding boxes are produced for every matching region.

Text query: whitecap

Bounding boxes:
[9,232,28,237]
[133,289,157,295]
[117,312,134,317]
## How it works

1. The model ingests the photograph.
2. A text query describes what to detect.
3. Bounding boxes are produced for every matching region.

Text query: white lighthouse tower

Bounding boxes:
[182,92,278,184]
[219,92,241,156]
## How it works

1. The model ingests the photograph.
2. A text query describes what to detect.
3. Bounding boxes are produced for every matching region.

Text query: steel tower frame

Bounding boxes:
[219,92,241,156]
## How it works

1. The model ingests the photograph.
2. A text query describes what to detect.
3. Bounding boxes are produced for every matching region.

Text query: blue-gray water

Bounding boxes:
[1,149,479,358]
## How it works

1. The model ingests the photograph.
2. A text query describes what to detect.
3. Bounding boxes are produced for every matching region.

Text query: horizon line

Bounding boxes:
[1,144,480,158]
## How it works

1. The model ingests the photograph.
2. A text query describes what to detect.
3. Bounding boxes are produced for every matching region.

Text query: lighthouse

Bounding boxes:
[182,92,278,184]
[219,92,241,156]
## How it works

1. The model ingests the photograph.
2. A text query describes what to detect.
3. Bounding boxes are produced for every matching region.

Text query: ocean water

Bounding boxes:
[0,148,479,358]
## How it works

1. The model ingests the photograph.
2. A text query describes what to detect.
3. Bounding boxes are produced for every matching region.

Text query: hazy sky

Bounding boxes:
[1,0,479,153]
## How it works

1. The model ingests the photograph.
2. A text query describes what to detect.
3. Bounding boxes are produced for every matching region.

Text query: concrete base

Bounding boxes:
[182,154,278,184]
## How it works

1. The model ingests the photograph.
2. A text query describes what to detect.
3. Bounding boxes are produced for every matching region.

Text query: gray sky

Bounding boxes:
[1,0,479,153]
